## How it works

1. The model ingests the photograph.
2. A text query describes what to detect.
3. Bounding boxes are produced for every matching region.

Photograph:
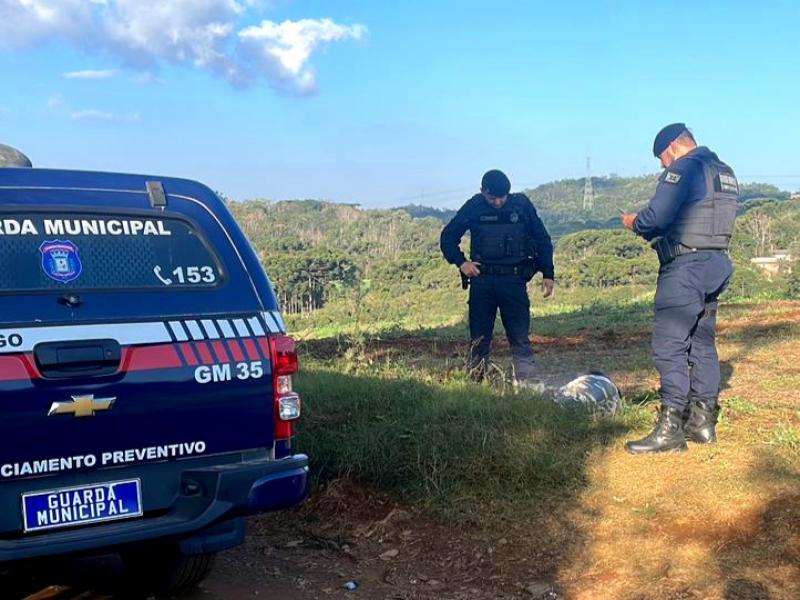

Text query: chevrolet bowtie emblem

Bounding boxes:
[48,394,116,418]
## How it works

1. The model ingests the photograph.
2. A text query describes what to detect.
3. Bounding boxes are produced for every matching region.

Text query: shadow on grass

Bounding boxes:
[295,367,630,522]
[716,451,800,600]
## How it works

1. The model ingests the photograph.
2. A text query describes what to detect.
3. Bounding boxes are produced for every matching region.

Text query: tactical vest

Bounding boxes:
[470,194,533,265]
[667,153,738,250]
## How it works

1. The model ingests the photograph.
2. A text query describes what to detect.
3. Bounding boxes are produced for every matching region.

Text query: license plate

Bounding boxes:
[22,479,142,533]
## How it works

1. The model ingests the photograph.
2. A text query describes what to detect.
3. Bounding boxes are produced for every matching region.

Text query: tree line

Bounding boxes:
[228,178,799,315]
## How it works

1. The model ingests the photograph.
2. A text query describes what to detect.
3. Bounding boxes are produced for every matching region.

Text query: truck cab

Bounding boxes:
[0,155,308,594]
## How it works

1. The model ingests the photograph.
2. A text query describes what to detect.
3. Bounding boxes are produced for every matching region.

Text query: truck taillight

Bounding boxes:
[273,335,299,375]
[270,334,300,440]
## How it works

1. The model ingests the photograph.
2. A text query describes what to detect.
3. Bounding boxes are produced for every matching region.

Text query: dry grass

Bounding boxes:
[552,301,800,600]
[284,300,800,599]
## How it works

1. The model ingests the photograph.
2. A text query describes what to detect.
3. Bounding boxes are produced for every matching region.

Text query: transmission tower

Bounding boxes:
[583,157,595,211]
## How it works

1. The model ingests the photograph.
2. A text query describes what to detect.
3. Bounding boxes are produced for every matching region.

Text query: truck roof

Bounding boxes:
[0,165,280,319]
[0,167,224,211]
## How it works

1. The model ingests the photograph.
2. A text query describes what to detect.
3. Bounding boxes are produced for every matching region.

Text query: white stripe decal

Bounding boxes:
[185,320,205,341]
[262,312,279,333]
[0,314,277,354]
[0,322,172,354]
[248,316,266,336]
[169,321,189,342]
[217,319,236,339]
[201,320,220,339]
[266,313,280,333]
[271,311,286,332]
[232,319,250,337]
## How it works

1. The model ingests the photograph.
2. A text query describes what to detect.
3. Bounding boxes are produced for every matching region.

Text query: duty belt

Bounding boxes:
[480,264,527,276]
[674,245,730,257]
[654,237,730,265]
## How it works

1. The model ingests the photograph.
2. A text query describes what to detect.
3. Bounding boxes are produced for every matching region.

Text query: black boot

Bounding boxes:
[625,406,688,454]
[684,400,719,444]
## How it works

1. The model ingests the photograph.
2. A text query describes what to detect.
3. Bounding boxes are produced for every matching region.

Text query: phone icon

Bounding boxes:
[153,266,173,285]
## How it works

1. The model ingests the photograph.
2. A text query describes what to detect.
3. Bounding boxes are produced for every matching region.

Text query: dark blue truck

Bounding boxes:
[0,152,309,594]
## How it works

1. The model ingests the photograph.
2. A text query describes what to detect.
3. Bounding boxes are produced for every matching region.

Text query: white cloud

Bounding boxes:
[70,109,116,121]
[238,19,365,93]
[0,1,366,93]
[69,108,140,121]
[63,69,117,79]
[130,71,161,85]
[47,92,64,110]
[46,92,138,123]
[0,0,93,46]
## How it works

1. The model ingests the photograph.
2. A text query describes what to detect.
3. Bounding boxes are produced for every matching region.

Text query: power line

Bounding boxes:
[583,157,595,211]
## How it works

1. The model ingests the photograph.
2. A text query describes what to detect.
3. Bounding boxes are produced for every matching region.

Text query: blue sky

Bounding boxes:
[1,0,799,207]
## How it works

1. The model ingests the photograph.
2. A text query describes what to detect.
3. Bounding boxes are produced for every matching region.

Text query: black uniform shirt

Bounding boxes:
[633,147,716,241]
[440,193,555,280]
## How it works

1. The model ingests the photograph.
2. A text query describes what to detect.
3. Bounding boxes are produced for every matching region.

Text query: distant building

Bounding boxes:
[751,250,794,276]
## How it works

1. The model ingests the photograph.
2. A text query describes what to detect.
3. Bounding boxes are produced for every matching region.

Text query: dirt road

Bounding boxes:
[5,480,560,599]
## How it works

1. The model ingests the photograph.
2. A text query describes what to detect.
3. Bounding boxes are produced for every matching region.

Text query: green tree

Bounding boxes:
[787,261,800,299]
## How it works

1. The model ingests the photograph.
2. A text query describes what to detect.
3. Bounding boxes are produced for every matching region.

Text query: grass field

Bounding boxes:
[288,294,800,599]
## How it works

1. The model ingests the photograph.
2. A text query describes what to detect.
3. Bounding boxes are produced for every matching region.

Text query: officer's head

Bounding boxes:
[653,123,696,168]
[481,169,511,208]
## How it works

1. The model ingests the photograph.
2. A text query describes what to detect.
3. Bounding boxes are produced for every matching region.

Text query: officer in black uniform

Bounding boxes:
[440,170,555,386]
[621,124,737,454]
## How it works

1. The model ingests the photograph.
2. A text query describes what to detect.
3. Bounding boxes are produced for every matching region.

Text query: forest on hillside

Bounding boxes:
[228,177,799,323]
[398,178,788,238]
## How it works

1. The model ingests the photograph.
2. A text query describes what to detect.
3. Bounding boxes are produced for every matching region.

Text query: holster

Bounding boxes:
[651,238,729,266]
[651,237,680,265]
[522,261,537,282]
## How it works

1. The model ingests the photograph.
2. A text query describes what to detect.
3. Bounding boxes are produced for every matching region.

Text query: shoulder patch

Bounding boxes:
[664,172,682,184]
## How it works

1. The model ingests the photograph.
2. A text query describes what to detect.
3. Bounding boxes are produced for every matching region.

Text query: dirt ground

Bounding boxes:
[7,302,800,600]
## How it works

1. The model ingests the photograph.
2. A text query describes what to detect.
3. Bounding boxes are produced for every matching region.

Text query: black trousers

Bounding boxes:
[468,274,536,381]
[652,251,732,411]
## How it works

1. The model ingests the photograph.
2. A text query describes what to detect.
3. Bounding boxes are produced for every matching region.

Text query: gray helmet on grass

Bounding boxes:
[552,371,622,418]
[0,145,32,168]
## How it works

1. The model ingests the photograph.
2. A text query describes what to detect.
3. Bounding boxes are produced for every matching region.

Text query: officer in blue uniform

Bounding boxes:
[440,170,555,386]
[621,124,738,454]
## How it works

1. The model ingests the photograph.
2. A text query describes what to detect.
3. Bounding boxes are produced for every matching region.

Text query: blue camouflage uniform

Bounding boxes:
[633,146,737,413]
[440,193,554,382]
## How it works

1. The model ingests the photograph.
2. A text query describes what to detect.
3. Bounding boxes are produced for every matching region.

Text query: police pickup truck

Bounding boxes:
[0,147,309,594]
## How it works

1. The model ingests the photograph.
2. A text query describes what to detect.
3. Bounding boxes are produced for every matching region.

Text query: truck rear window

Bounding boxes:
[0,212,223,292]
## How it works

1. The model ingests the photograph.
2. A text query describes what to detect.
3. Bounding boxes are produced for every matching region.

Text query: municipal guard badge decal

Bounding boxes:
[510,212,520,223]
[40,240,83,283]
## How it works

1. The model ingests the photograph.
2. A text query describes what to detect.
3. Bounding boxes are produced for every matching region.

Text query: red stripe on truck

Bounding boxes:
[0,354,34,381]
[257,337,271,360]
[211,340,231,363]
[122,344,183,371]
[178,343,199,366]
[226,339,245,362]
[194,342,214,365]
[242,339,260,361]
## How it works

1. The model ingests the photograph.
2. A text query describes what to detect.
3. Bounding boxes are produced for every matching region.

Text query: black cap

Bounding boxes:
[481,169,511,197]
[652,123,688,157]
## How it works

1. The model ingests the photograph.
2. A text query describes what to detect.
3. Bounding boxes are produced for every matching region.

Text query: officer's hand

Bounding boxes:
[460,261,481,278]
[542,278,555,298]
[620,211,638,231]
